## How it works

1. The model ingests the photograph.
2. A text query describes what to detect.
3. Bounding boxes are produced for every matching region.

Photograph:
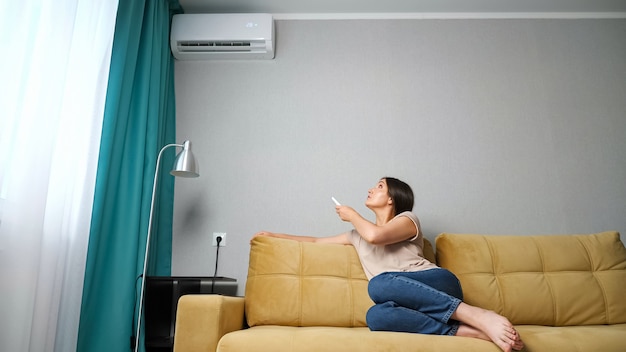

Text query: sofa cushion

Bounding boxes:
[245,236,436,328]
[217,324,626,352]
[245,236,371,327]
[515,324,626,351]
[436,231,626,326]
[218,326,503,352]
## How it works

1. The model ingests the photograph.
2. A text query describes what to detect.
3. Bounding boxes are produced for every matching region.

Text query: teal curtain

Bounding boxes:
[77,1,182,351]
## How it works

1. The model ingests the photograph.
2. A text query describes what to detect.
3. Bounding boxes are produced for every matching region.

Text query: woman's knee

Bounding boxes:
[366,302,394,331]
[440,270,463,300]
[368,273,392,302]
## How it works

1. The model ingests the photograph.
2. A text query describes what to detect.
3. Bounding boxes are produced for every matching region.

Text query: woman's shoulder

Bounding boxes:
[394,211,422,240]
[395,211,420,224]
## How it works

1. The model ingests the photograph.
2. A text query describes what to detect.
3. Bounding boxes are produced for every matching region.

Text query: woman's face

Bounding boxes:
[366,179,391,209]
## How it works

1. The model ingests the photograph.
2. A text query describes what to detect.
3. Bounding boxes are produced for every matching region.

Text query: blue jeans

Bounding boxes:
[366,268,463,336]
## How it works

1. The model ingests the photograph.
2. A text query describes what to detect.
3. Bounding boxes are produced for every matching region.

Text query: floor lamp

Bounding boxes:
[134,140,199,352]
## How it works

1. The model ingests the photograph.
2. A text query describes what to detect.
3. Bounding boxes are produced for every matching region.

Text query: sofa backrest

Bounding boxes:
[436,231,626,326]
[245,236,436,328]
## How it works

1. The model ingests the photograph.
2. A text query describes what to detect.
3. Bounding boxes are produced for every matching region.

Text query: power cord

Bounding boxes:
[211,235,222,293]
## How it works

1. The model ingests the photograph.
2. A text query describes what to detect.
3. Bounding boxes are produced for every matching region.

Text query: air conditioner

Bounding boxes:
[170,13,275,60]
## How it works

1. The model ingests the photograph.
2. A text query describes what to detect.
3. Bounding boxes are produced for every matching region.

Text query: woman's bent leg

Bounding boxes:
[367,270,524,352]
[367,301,459,335]
[368,269,462,325]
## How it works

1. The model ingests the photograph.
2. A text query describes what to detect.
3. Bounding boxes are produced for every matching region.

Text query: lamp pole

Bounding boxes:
[134,141,198,352]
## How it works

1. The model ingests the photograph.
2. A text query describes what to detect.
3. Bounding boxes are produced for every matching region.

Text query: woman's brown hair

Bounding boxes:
[384,177,414,216]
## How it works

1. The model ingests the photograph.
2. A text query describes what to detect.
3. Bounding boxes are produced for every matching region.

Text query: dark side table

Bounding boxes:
[144,276,238,352]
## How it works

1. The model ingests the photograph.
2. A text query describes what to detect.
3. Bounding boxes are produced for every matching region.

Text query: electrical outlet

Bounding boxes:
[212,232,226,247]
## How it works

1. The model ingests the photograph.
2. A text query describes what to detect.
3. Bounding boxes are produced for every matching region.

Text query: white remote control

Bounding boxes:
[331,197,341,206]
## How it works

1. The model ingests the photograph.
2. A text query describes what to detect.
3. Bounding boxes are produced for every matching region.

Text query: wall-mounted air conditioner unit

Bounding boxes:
[170,13,274,60]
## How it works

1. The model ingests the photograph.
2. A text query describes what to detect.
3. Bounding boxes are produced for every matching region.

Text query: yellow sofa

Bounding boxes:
[173,231,626,352]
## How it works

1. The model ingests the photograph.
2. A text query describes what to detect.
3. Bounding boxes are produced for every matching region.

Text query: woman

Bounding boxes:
[253,177,524,352]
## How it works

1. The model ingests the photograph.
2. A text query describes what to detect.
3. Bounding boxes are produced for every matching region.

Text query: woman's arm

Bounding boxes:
[252,231,352,245]
[335,207,416,245]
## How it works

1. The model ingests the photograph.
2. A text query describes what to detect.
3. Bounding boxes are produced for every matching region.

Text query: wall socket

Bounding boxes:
[212,232,226,247]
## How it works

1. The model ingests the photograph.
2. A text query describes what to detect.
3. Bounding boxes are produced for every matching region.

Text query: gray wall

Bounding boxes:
[172,18,626,295]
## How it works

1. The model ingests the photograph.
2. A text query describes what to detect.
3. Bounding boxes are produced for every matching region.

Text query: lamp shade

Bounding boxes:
[170,140,199,177]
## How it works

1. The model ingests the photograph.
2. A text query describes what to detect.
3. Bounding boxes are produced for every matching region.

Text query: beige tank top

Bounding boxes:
[348,211,438,280]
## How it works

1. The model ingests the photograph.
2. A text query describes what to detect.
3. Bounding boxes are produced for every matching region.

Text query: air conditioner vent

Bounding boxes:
[176,40,270,53]
[179,41,251,47]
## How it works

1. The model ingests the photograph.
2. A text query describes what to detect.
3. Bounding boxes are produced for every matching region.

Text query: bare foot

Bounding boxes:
[456,323,524,350]
[474,309,524,352]
[456,323,490,341]
[452,303,524,352]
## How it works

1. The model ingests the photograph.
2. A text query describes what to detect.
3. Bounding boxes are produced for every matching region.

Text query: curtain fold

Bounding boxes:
[0,1,118,351]
[77,1,181,351]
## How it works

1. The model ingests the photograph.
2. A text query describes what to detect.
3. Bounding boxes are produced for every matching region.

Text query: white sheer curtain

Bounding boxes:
[0,1,118,351]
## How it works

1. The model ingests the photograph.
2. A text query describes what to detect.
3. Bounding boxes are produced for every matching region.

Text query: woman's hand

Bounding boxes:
[335,205,358,222]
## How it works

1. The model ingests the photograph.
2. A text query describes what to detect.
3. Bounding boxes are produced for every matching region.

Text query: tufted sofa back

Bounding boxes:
[436,231,626,326]
[245,236,436,328]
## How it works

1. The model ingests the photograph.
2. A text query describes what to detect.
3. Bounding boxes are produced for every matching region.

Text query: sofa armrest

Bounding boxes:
[173,294,245,352]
